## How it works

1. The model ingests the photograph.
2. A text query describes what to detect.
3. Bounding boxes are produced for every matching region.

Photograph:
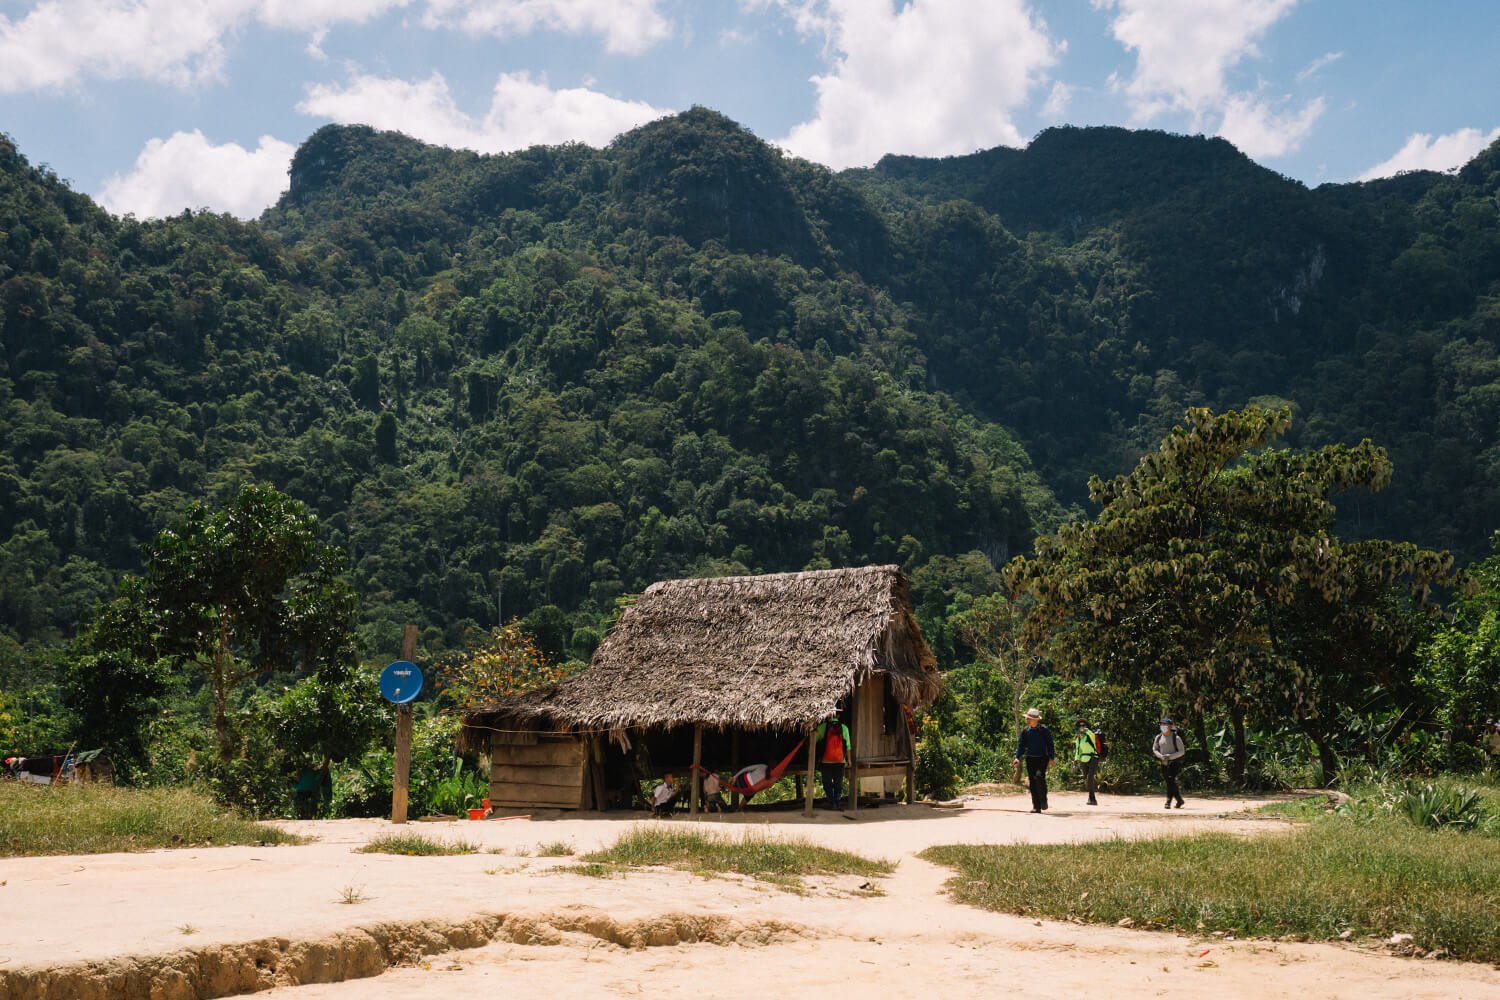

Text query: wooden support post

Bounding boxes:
[848,693,859,815]
[803,724,817,817]
[690,724,702,816]
[904,711,916,805]
[730,729,742,811]
[589,735,607,812]
[391,624,418,824]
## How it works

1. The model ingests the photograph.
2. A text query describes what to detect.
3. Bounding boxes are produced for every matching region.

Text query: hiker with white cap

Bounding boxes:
[1152,717,1186,808]
[1013,707,1054,813]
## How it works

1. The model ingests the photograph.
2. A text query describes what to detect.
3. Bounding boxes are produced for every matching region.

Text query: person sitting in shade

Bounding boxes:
[701,770,727,813]
[650,773,679,817]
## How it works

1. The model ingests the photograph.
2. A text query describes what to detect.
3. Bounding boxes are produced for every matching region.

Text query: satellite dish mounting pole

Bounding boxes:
[391,625,418,824]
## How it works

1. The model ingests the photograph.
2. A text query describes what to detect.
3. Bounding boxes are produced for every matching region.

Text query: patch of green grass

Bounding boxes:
[566,862,622,878]
[1257,795,1330,821]
[582,828,892,885]
[0,782,304,857]
[536,840,575,857]
[356,832,478,856]
[922,814,1500,964]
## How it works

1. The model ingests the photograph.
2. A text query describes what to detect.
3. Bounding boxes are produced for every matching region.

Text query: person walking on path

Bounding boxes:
[814,714,852,810]
[1014,708,1054,812]
[1152,718,1186,808]
[1074,719,1101,805]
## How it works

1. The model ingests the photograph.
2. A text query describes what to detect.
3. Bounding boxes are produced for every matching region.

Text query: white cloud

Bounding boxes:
[765,0,1060,170]
[1097,0,1322,158]
[1356,126,1500,181]
[0,0,665,94]
[1295,49,1341,83]
[0,0,407,93]
[1218,93,1324,159]
[298,70,670,151]
[420,0,671,55]
[1042,81,1074,119]
[99,130,297,219]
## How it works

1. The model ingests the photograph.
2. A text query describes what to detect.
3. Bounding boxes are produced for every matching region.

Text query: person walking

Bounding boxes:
[1074,718,1101,806]
[1152,717,1186,808]
[814,714,852,810]
[1014,708,1054,812]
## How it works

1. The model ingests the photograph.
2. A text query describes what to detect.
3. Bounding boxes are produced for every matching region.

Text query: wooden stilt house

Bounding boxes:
[461,565,941,815]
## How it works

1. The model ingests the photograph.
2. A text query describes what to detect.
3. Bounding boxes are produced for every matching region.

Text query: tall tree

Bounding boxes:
[1005,407,1451,783]
[89,483,358,761]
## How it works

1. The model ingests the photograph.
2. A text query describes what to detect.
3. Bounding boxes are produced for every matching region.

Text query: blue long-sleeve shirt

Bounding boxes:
[1016,724,1054,760]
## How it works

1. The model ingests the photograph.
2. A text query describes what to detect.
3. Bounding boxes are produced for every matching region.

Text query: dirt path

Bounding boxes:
[3,792,1497,999]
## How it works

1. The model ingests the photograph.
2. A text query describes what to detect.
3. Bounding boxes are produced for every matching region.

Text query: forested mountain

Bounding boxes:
[3,108,1499,677]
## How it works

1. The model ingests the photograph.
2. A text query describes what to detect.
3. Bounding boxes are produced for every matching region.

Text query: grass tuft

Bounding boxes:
[922,813,1500,964]
[335,885,370,904]
[0,782,304,857]
[582,827,892,885]
[356,832,479,856]
[536,840,575,857]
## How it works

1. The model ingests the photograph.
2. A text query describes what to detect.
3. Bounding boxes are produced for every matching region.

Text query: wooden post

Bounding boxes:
[730,729,742,810]
[904,710,916,805]
[391,624,417,824]
[848,692,859,815]
[803,723,817,817]
[589,735,607,812]
[690,724,702,816]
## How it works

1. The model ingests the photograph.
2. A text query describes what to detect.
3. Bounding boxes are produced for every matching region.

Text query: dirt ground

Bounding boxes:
[3,791,1498,1000]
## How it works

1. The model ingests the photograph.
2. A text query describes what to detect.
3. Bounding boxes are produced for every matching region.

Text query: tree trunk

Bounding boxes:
[212,617,234,761]
[1230,705,1247,786]
[1297,717,1338,787]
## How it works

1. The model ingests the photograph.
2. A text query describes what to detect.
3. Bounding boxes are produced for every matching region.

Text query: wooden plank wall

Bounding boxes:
[854,677,899,761]
[489,736,588,809]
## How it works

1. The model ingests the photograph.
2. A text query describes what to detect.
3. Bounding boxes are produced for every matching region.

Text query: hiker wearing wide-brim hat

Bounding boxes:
[1013,707,1054,813]
[1152,717,1186,808]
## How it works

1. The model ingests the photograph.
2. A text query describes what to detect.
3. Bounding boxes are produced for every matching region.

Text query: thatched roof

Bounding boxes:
[464,565,940,736]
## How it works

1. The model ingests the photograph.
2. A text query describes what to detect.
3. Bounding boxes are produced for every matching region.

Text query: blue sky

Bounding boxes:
[2,0,1497,219]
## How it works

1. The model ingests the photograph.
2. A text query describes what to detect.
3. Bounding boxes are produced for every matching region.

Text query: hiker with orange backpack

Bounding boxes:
[814,714,852,810]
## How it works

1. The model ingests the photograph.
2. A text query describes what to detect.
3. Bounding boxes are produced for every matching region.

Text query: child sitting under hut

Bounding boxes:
[650,774,679,817]
[701,770,726,813]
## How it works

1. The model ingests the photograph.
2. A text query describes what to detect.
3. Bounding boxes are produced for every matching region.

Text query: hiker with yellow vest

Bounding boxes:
[815,714,852,810]
[1074,719,1101,806]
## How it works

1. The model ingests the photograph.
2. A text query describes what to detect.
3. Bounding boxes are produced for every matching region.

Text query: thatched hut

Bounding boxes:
[462,564,940,815]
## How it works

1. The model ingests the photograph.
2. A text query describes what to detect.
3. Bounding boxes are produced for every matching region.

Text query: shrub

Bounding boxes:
[915,717,961,800]
[1397,782,1487,831]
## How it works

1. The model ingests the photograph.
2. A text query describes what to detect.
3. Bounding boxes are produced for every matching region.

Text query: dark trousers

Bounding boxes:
[1079,758,1098,802]
[1162,760,1183,804]
[820,762,845,808]
[1025,757,1049,810]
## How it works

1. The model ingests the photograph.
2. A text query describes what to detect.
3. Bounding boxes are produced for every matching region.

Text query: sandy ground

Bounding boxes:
[3,791,1498,999]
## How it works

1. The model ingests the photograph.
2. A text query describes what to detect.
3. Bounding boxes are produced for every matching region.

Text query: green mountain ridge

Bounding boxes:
[2,109,1499,672]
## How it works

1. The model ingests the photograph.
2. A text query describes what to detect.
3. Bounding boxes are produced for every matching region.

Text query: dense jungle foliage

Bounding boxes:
[3,108,1499,809]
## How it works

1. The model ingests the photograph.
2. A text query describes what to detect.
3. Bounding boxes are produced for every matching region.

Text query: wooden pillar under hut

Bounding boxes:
[730,730,742,811]
[904,710,916,805]
[803,723,817,817]
[690,724,702,816]
[848,697,859,815]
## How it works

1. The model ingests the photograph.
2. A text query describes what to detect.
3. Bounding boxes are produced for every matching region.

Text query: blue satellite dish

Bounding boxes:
[380,661,423,704]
